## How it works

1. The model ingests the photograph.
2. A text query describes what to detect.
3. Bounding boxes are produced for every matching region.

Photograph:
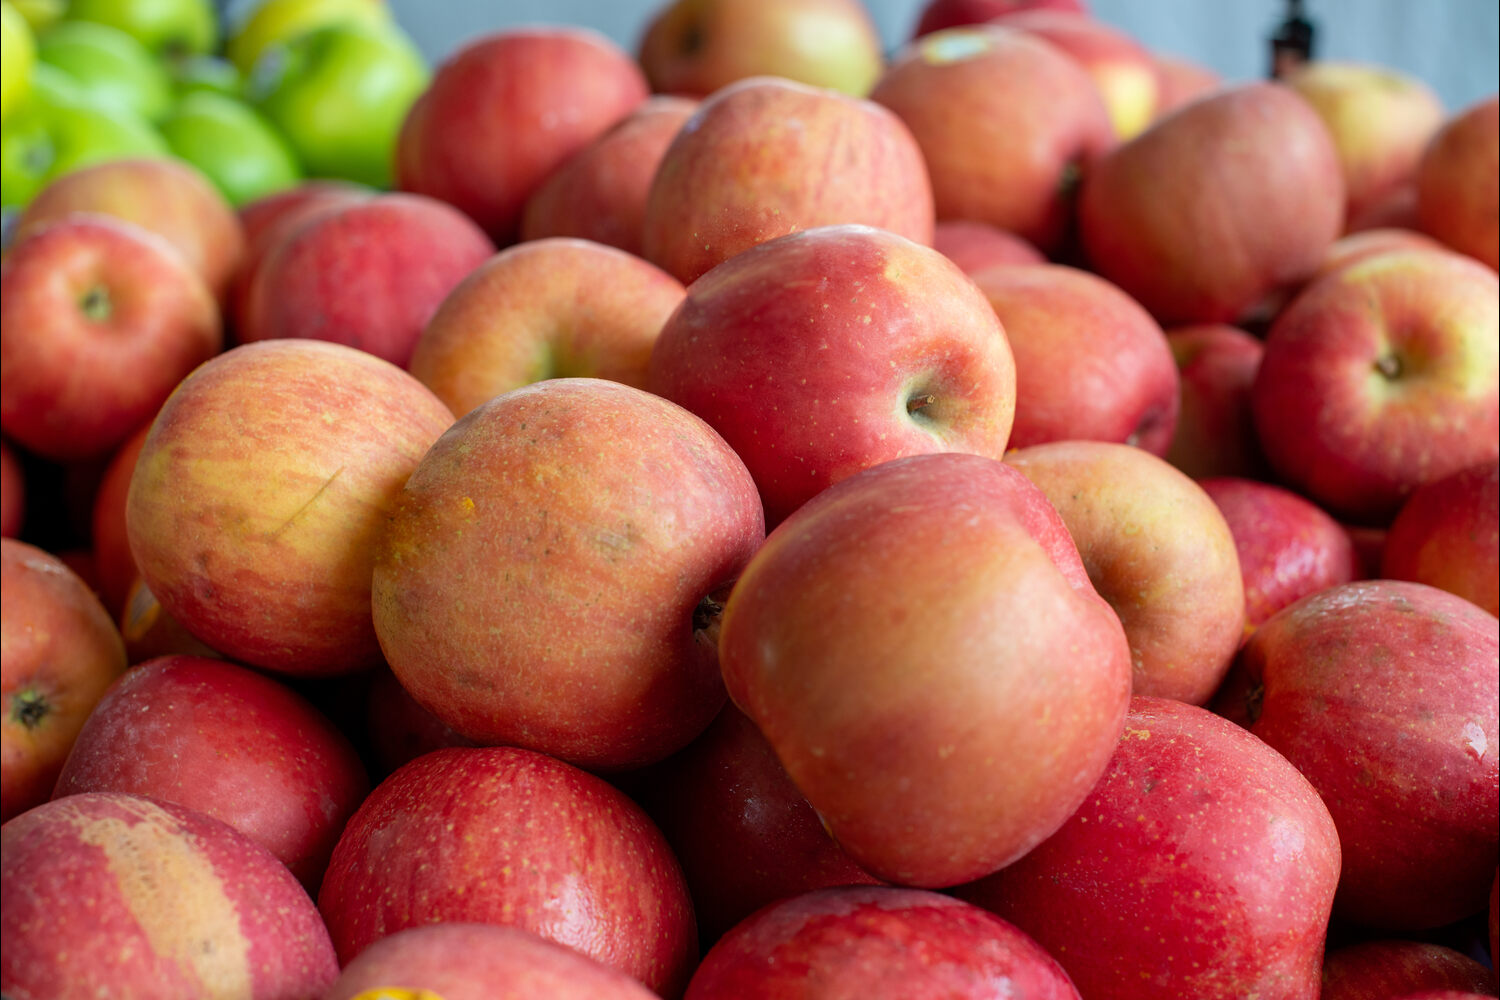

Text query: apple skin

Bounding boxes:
[1347,180,1421,232]
[1285,61,1446,223]
[1215,580,1500,930]
[318,745,698,998]
[1,538,126,823]
[1,792,338,997]
[643,77,934,285]
[1199,476,1361,631]
[634,702,884,945]
[1312,226,1447,282]
[158,91,303,207]
[648,224,1015,527]
[1006,440,1246,704]
[1249,247,1500,525]
[228,179,373,340]
[971,262,1178,454]
[371,378,763,771]
[521,94,696,257]
[637,0,884,100]
[226,0,392,75]
[239,191,495,368]
[0,438,22,538]
[408,237,686,418]
[1320,940,1498,1000]
[0,214,222,463]
[12,156,245,304]
[719,452,1132,888]
[65,0,217,58]
[910,0,1089,37]
[362,665,472,779]
[117,575,220,665]
[1163,323,1268,481]
[869,25,1113,255]
[685,886,1081,999]
[396,26,649,244]
[994,10,1162,140]
[125,339,455,678]
[90,422,152,618]
[324,923,661,1000]
[52,654,369,891]
[958,697,1341,1000]
[932,219,1046,273]
[35,19,173,123]
[1079,81,1344,325]
[1150,51,1222,118]
[1382,461,1499,616]
[1415,96,1498,271]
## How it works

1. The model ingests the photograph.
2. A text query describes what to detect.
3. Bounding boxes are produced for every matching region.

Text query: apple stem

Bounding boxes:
[694,594,725,650]
[907,393,936,416]
[79,285,113,322]
[1374,353,1403,379]
[9,689,51,730]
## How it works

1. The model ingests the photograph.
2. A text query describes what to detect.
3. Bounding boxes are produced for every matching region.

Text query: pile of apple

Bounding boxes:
[0,0,428,209]
[1,0,1498,997]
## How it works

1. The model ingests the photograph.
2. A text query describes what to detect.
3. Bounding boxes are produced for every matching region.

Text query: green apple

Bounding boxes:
[9,0,62,33]
[0,64,168,208]
[227,0,389,75]
[36,20,173,122]
[1,0,35,123]
[170,54,243,98]
[64,0,217,58]
[248,21,426,189]
[159,91,301,205]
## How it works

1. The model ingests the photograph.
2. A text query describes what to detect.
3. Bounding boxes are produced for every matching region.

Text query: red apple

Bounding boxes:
[1150,50,1222,118]
[1250,247,1500,524]
[642,77,934,285]
[995,10,1162,140]
[363,665,473,779]
[685,886,1080,999]
[720,452,1132,887]
[520,95,697,257]
[318,745,698,997]
[117,575,220,665]
[1007,441,1246,704]
[372,377,764,771]
[1163,323,1268,480]
[126,339,455,677]
[1347,181,1421,232]
[931,219,1046,273]
[408,237,686,418]
[1313,226,1447,281]
[1285,61,1446,223]
[228,179,373,341]
[971,262,1178,453]
[1320,940,1499,1000]
[53,654,369,890]
[0,439,23,538]
[1216,580,1500,930]
[1079,80,1344,324]
[870,25,1114,254]
[396,27,650,243]
[1,792,338,997]
[1199,476,1361,631]
[1,538,126,823]
[637,0,885,99]
[1381,461,1499,616]
[910,0,1089,38]
[648,224,1016,526]
[238,191,495,368]
[635,703,883,944]
[13,156,245,303]
[0,214,221,462]
[324,923,660,1000]
[1344,523,1389,580]
[1415,95,1499,271]
[89,421,151,618]
[959,696,1341,1000]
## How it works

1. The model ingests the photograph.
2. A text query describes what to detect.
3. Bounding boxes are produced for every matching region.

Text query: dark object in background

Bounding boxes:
[1270,0,1317,78]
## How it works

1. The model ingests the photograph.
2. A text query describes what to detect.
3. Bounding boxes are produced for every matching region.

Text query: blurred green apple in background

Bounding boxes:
[248,21,426,189]
[8,0,60,33]
[159,91,301,205]
[227,0,389,75]
[37,20,173,122]
[64,0,217,59]
[0,63,168,208]
[170,54,244,99]
[1,0,35,123]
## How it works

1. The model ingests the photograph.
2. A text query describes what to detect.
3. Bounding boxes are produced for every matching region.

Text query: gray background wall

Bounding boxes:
[362,0,1499,112]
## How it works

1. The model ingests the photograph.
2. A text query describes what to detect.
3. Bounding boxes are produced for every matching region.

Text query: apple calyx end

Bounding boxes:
[78,284,113,323]
[9,688,52,730]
